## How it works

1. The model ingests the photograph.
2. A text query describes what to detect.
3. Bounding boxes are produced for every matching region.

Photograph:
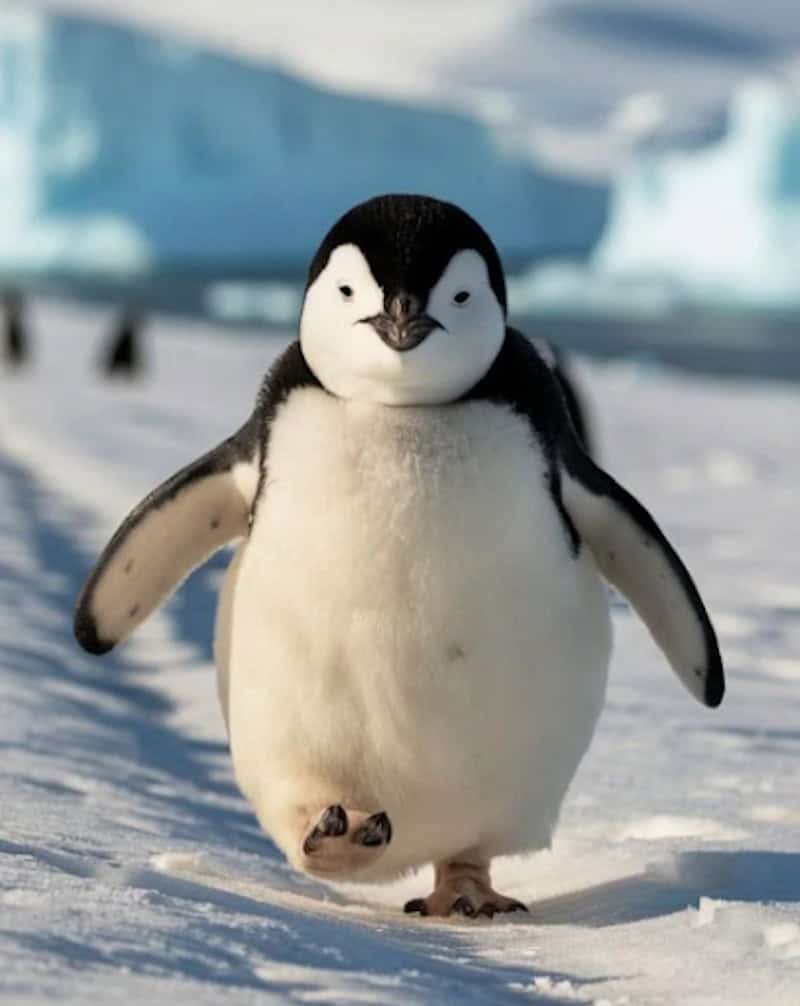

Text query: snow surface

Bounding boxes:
[0,6,604,276]
[1,301,800,1004]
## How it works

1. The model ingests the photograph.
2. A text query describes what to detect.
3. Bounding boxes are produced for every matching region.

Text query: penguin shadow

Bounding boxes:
[0,448,270,858]
[682,712,800,757]
[526,850,800,927]
[4,854,588,1006]
[706,724,800,755]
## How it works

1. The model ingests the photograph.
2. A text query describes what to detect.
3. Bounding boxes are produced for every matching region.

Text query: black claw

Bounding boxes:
[403,898,428,916]
[451,896,477,918]
[302,805,348,854]
[478,903,496,919]
[319,804,348,837]
[351,810,392,847]
[508,900,529,913]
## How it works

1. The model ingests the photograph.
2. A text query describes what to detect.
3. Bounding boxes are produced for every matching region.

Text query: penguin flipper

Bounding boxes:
[562,444,724,708]
[74,420,260,655]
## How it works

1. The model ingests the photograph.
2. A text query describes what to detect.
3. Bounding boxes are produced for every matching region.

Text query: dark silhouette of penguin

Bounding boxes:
[3,291,29,369]
[103,310,144,379]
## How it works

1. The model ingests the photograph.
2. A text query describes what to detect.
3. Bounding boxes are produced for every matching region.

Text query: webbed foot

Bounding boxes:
[404,861,527,919]
[299,805,392,876]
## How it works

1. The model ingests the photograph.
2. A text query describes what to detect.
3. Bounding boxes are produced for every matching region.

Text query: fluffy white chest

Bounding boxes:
[216,389,611,874]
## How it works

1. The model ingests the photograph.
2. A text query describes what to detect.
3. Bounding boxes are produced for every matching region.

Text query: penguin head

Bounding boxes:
[300,194,507,405]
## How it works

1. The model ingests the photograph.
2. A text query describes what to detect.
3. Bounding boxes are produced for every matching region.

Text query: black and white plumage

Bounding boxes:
[74,194,723,918]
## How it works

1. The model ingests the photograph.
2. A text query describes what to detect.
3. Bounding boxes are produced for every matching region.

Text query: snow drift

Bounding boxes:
[0,7,606,277]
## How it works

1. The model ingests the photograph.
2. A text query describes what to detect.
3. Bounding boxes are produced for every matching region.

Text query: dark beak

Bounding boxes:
[360,293,442,352]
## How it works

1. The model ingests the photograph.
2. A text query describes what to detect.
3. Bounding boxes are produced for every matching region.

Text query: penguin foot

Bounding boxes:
[299,805,392,876]
[403,861,528,920]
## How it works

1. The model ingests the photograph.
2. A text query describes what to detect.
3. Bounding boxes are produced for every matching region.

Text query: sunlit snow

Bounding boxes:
[0,301,798,1004]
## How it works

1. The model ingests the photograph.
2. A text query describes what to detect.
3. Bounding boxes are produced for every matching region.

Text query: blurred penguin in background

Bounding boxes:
[103,308,144,379]
[3,291,29,369]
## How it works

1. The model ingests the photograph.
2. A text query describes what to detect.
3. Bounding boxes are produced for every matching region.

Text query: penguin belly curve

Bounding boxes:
[215,388,612,880]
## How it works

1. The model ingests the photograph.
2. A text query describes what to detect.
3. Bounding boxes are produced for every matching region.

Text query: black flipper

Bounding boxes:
[466,328,724,707]
[74,420,261,655]
[74,341,322,655]
[561,438,724,707]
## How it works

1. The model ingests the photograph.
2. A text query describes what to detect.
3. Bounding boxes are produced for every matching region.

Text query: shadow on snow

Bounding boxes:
[529,849,800,927]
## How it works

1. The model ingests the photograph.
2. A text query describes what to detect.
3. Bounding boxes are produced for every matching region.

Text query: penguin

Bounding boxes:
[74,194,724,919]
[3,290,29,369]
[103,309,144,379]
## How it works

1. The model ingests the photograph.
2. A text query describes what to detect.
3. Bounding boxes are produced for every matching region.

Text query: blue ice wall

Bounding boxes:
[0,9,606,277]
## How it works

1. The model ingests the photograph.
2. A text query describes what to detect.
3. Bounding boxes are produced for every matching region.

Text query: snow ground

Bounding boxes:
[1,300,799,1004]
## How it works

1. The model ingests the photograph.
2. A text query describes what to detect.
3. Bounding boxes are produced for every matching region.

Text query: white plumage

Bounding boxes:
[216,389,611,880]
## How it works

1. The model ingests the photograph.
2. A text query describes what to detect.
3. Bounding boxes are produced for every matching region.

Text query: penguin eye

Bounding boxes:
[453,290,470,305]
[338,284,354,301]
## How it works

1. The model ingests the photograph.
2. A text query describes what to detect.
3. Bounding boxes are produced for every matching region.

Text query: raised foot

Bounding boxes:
[404,862,528,919]
[300,805,392,876]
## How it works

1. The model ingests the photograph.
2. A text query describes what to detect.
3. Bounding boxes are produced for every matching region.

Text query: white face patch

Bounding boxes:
[300,245,505,405]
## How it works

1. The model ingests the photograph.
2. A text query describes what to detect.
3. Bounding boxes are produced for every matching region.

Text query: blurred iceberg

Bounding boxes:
[513,80,800,315]
[0,7,605,278]
[596,81,800,307]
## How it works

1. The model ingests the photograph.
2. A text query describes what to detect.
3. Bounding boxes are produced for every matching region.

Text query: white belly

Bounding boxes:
[216,390,612,878]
